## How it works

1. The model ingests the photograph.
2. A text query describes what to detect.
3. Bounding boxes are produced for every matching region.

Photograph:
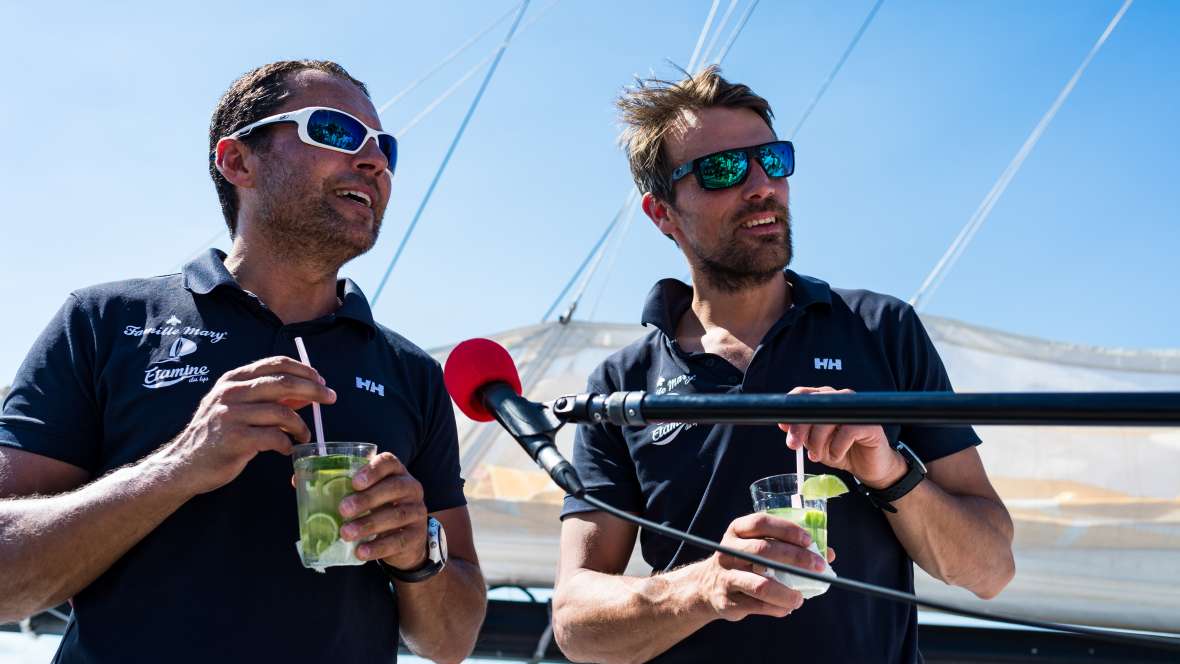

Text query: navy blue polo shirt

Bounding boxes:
[0,249,466,664]
[561,270,980,663]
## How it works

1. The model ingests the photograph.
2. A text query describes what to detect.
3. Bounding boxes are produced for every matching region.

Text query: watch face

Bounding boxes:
[428,517,448,563]
[897,442,928,474]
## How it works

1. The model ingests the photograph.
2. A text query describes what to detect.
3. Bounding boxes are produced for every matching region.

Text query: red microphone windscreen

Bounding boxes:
[443,338,523,422]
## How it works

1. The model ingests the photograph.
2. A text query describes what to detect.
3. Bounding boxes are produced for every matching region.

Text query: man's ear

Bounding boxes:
[642,192,679,240]
[215,138,256,189]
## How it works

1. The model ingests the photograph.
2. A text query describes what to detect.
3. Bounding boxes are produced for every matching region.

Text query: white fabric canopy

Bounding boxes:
[431,315,1180,632]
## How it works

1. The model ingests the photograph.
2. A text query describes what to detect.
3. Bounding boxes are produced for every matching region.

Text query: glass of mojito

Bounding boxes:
[750,473,845,599]
[292,442,376,571]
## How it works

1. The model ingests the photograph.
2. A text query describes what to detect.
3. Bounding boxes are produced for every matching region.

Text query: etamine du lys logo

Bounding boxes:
[143,336,210,390]
[649,372,697,445]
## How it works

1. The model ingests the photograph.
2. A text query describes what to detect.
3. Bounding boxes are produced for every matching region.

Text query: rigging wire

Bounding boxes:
[376,3,523,115]
[686,0,723,73]
[175,1,555,268]
[787,0,885,139]
[177,227,229,270]
[585,195,642,321]
[909,0,1134,311]
[371,0,532,305]
[394,0,562,138]
[540,191,638,323]
[710,0,760,65]
[700,0,740,69]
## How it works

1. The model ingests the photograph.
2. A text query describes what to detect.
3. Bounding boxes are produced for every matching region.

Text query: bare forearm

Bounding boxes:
[887,481,1015,598]
[0,451,193,621]
[553,565,711,664]
[396,558,487,663]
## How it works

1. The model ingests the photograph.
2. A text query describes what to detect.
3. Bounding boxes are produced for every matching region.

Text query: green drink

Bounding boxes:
[750,473,844,599]
[293,442,376,571]
[766,506,827,558]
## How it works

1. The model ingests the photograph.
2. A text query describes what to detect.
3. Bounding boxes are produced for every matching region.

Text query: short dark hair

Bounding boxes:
[617,65,774,205]
[208,60,370,236]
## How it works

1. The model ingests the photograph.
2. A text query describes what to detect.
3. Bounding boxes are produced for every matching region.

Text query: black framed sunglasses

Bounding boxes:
[670,140,795,191]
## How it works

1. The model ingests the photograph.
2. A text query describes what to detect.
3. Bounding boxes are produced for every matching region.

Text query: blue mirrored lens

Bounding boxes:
[378,135,397,172]
[308,110,365,151]
[699,150,749,189]
[757,142,794,178]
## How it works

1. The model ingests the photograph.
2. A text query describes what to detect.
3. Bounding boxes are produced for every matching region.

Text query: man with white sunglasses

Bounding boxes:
[0,60,486,662]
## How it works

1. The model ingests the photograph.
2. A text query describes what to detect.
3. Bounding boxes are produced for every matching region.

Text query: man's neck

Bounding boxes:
[223,238,341,325]
[677,270,792,353]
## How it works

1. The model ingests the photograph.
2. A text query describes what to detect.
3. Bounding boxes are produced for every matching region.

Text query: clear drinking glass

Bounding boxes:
[293,442,376,570]
[750,473,834,598]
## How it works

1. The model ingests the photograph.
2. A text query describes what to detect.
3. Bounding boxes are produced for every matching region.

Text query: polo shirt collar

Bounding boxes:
[640,269,832,337]
[182,248,379,335]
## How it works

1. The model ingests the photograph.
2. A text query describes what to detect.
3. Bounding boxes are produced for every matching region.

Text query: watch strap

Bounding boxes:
[376,517,446,584]
[856,444,926,512]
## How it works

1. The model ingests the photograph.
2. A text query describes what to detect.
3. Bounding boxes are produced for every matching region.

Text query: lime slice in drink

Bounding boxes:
[318,476,355,512]
[304,512,341,557]
[802,509,827,530]
[802,474,850,500]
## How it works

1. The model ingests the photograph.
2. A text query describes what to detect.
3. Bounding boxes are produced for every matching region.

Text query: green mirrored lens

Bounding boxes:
[308,110,364,151]
[699,150,748,189]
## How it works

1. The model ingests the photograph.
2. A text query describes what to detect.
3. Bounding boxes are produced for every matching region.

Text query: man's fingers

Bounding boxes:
[730,513,813,548]
[340,502,427,542]
[355,526,424,562]
[727,569,804,615]
[785,423,811,452]
[829,425,860,464]
[222,356,324,384]
[827,546,837,564]
[352,452,408,490]
[340,475,423,520]
[806,423,838,462]
[242,426,295,456]
[222,374,336,406]
[235,403,311,443]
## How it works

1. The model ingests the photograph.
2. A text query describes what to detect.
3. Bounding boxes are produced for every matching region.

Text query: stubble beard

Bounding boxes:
[684,201,794,294]
[253,164,384,273]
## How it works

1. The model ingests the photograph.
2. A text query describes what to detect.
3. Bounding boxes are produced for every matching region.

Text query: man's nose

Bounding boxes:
[741,159,779,200]
[352,135,389,174]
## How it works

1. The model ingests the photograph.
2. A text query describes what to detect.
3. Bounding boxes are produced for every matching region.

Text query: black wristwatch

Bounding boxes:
[376,516,447,584]
[854,442,927,513]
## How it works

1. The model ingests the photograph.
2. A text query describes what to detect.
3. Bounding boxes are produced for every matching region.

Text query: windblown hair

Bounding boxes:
[616,65,774,204]
[208,60,369,236]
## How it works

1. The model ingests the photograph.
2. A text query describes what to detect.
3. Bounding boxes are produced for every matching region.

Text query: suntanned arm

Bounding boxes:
[0,448,198,622]
[0,356,334,623]
[781,388,1015,600]
[394,505,487,664]
[552,511,818,664]
[867,446,1015,599]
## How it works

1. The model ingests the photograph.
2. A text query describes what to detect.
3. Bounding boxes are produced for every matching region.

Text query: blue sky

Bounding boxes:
[2,0,1177,385]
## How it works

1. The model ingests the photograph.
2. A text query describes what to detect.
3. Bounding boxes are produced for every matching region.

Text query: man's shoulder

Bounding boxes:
[827,285,916,331]
[65,272,187,313]
[590,327,662,388]
[371,322,443,371]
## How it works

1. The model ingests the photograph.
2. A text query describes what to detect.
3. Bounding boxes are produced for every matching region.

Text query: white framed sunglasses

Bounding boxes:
[225,106,397,174]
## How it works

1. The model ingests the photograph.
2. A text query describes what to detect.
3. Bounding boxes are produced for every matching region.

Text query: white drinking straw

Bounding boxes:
[293,336,326,456]
[793,440,805,510]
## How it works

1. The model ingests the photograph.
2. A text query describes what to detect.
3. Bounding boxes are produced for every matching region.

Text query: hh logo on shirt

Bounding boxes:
[814,357,843,371]
[356,376,385,396]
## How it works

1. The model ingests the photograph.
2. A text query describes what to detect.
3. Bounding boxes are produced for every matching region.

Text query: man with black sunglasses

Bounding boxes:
[552,66,1014,663]
[0,60,486,662]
